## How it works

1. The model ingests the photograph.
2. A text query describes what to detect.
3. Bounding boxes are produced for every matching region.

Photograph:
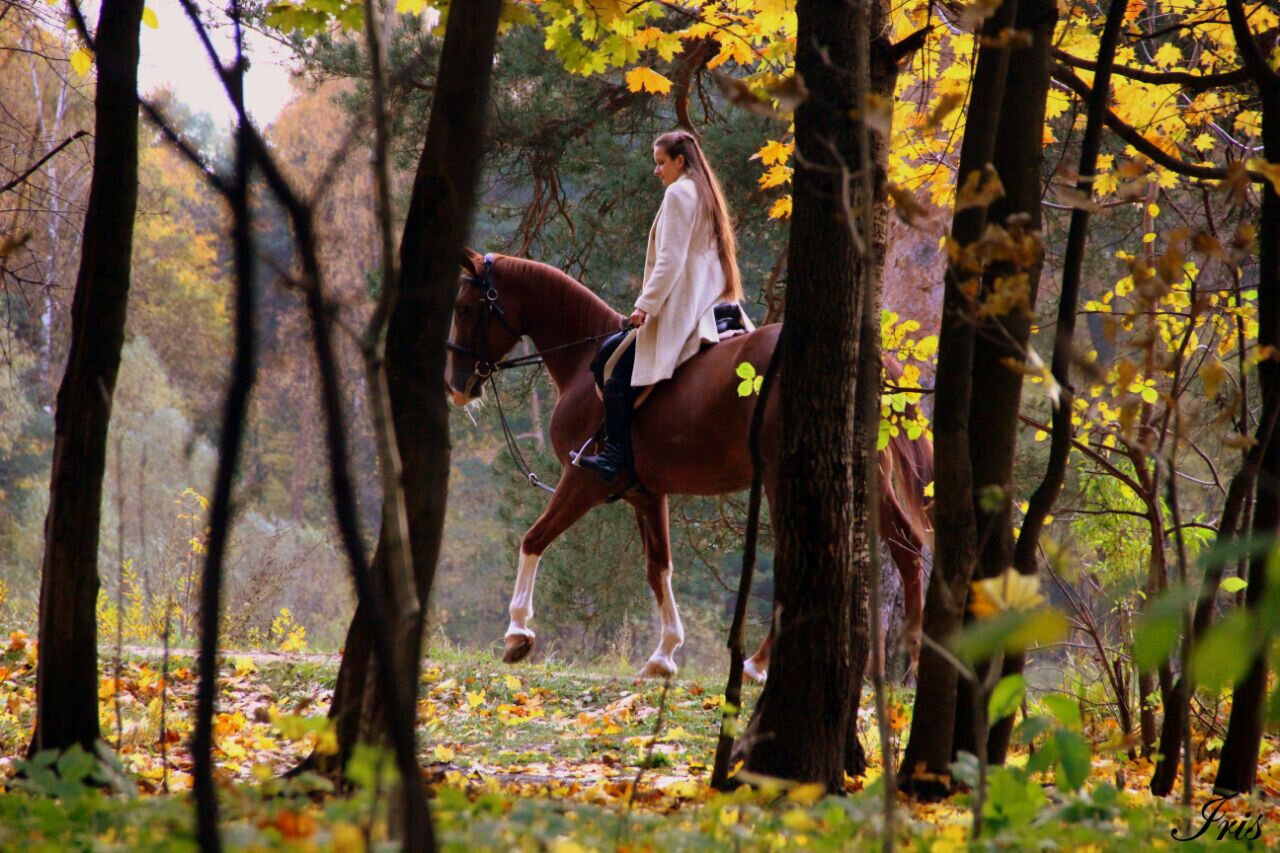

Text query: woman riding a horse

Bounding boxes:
[444,135,933,679]
[575,130,754,484]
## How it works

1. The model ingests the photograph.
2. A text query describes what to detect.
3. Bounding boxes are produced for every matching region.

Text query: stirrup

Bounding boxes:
[568,434,596,467]
[575,442,627,484]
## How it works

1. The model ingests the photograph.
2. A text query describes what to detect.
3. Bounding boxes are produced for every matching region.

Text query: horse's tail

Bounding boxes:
[882,357,935,551]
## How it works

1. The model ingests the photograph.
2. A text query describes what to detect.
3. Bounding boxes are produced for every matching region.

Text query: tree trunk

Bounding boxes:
[898,0,1019,800]
[1215,40,1280,793]
[740,0,893,793]
[952,0,1057,765]
[317,0,504,769]
[29,0,145,758]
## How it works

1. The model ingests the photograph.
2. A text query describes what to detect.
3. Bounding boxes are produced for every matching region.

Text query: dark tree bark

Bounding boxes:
[193,77,256,853]
[740,0,895,793]
[29,0,145,759]
[316,0,504,770]
[1215,0,1280,795]
[952,0,1058,766]
[898,0,1019,800]
[1003,0,1128,772]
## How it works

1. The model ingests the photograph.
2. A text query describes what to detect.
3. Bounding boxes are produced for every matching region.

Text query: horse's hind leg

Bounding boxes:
[744,630,771,682]
[504,483,597,664]
[632,494,685,677]
[743,469,778,683]
[880,487,925,678]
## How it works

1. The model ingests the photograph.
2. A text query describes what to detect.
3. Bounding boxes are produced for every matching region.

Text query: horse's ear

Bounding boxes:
[461,247,484,277]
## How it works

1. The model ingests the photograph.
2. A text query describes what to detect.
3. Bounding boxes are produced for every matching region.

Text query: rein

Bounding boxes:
[447,254,625,495]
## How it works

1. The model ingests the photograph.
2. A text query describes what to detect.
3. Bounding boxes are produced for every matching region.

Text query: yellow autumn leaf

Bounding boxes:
[1192,132,1215,153]
[624,66,673,95]
[781,808,816,830]
[954,164,1004,211]
[70,48,92,77]
[786,781,826,806]
[434,743,456,762]
[665,779,701,798]
[314,726,338,755]
[970,567,1045,619]
[768,195,792,219]
[467,689,486,708]
[331,822,365,853]
[1247,159,1280,195]
[141,7,158,28]
[706,37,754,71]
[1152,42,1181,67]
[233,655,256,676]
[503,673,522,690]
[758,164,793,189]
[396,0,426,13]
[751,139,794,166]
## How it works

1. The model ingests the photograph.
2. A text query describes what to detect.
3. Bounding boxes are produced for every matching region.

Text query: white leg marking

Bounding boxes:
[743,654,768,683]
[645,563,685,676]
[505,550,540,640]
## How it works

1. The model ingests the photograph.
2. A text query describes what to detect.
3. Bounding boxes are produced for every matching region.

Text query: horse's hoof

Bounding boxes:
[743,659,768,683]
[503,634,534,664]
[640,658,677,678]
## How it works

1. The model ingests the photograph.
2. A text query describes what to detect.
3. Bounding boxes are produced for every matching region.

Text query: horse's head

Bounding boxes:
[445,248,525,406]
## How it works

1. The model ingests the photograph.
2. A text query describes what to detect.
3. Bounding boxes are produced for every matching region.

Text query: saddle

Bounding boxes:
[590,303,751,403]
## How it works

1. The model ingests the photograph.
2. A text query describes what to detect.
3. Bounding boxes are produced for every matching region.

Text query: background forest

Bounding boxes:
[3,8,851,668]
[6,0,1280,849]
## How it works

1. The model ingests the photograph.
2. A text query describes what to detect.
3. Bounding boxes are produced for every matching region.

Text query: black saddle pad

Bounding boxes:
[714,302,749,335]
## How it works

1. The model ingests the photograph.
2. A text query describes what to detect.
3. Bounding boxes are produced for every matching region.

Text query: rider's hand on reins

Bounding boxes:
[628,308,648,328]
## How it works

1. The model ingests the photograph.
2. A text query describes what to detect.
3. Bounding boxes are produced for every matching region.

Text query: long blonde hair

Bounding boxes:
[654,130,743,303]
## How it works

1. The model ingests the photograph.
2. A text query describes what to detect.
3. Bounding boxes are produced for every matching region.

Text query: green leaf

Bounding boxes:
[735,361,757,380]
[1220,576,1248,593]
[1014,714,1051,746]
[951,608,1067,664]
[1054,729,1091,792]
[982,765,1046,834]
[56,744,96,784]
[1190,608,1260,690]
[737,379,754,397]
[949,751,980,788]
[1025,735,1057,774]
[1041,694,1082,730]
[1132,586,1195,671]
[987,674,1026,724]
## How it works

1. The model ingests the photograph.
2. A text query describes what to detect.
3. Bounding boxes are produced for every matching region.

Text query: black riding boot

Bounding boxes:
[576,376,634,484]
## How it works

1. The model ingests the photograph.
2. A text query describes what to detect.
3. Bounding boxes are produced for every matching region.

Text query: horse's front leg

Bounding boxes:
[504,481,598,663]
[632,495,684,677]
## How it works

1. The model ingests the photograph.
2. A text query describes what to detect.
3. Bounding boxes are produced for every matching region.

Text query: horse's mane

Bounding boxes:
[496,254,623,333]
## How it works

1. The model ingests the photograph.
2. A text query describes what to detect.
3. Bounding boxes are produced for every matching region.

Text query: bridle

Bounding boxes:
[445,254,525,396]
[444,253,624,494]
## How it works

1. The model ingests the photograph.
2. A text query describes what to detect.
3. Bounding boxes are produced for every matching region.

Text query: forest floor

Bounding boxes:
[0,634,1277,850]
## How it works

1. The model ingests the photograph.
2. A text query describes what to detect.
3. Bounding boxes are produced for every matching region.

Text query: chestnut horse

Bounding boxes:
[446,250,932,679]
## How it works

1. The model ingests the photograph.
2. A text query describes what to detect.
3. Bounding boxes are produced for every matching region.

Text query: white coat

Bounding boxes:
[631,174,752,386]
